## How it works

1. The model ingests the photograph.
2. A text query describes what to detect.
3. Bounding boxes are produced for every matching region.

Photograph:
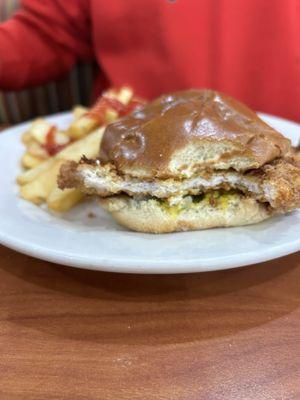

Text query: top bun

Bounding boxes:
[99,89,291,178]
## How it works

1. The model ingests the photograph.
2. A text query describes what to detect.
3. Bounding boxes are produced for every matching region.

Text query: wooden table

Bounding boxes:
[0,245,299,400]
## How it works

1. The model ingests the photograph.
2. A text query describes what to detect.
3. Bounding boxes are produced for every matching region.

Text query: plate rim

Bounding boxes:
[0,225,300,273]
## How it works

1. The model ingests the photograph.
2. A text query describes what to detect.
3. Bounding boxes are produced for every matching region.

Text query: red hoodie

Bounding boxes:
[0,0,299,121]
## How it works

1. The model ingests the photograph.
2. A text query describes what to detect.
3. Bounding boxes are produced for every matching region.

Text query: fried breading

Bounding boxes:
[58,155,300,212]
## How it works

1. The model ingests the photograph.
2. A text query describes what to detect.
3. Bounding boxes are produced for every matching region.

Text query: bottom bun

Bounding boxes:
[99,193,272,233]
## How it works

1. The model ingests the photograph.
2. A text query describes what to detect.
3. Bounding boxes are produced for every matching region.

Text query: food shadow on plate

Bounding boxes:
[18,197,126,232]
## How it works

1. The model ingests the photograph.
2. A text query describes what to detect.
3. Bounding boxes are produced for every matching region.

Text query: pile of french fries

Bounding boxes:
[17,87,137,212]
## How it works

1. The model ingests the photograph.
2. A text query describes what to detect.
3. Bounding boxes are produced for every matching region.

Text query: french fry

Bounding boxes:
[57,127,104,161]
[107,86,133,104]
[105,109,118,123]
[19,128,103,207]
[19,128,103,184]
[17,158,56,185]
[18,86,137,213]
[19,160,64,205]
[72,106,88,120]
[47,186,84,212]
[68,87,133,140]
[21,153,44,170]
[29,118,52,144]
[27,141,48,159]
[22,119,50,146]
[21,131,32,145]
[67,116,99,140]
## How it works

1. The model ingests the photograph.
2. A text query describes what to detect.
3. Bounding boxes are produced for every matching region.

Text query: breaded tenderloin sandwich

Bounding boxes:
[58,89,300,233]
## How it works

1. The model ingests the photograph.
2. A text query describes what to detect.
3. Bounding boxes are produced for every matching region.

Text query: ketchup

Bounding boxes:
[86,95,144,123]
[86,97,124,124]
[44,126,69,156]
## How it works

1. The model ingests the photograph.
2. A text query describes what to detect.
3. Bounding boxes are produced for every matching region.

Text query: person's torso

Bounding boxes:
[91,0,300,121]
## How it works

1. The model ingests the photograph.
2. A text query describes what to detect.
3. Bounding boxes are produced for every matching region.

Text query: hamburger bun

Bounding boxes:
[100,192,271,233]
[100,89,290,179]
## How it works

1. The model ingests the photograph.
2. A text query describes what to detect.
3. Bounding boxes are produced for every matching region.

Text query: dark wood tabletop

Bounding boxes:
[0,245,299,400]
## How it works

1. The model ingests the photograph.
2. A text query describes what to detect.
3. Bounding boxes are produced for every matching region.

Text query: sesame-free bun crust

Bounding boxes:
[100,194,271,233]
[100,89,291,178]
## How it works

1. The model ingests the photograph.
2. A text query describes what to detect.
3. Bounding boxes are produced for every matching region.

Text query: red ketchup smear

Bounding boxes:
[86,97,124,124]
[86,95,144,123]
[44,126,70,156]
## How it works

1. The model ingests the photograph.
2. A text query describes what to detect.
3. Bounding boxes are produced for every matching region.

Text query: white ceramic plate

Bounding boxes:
[1,112,300,273]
